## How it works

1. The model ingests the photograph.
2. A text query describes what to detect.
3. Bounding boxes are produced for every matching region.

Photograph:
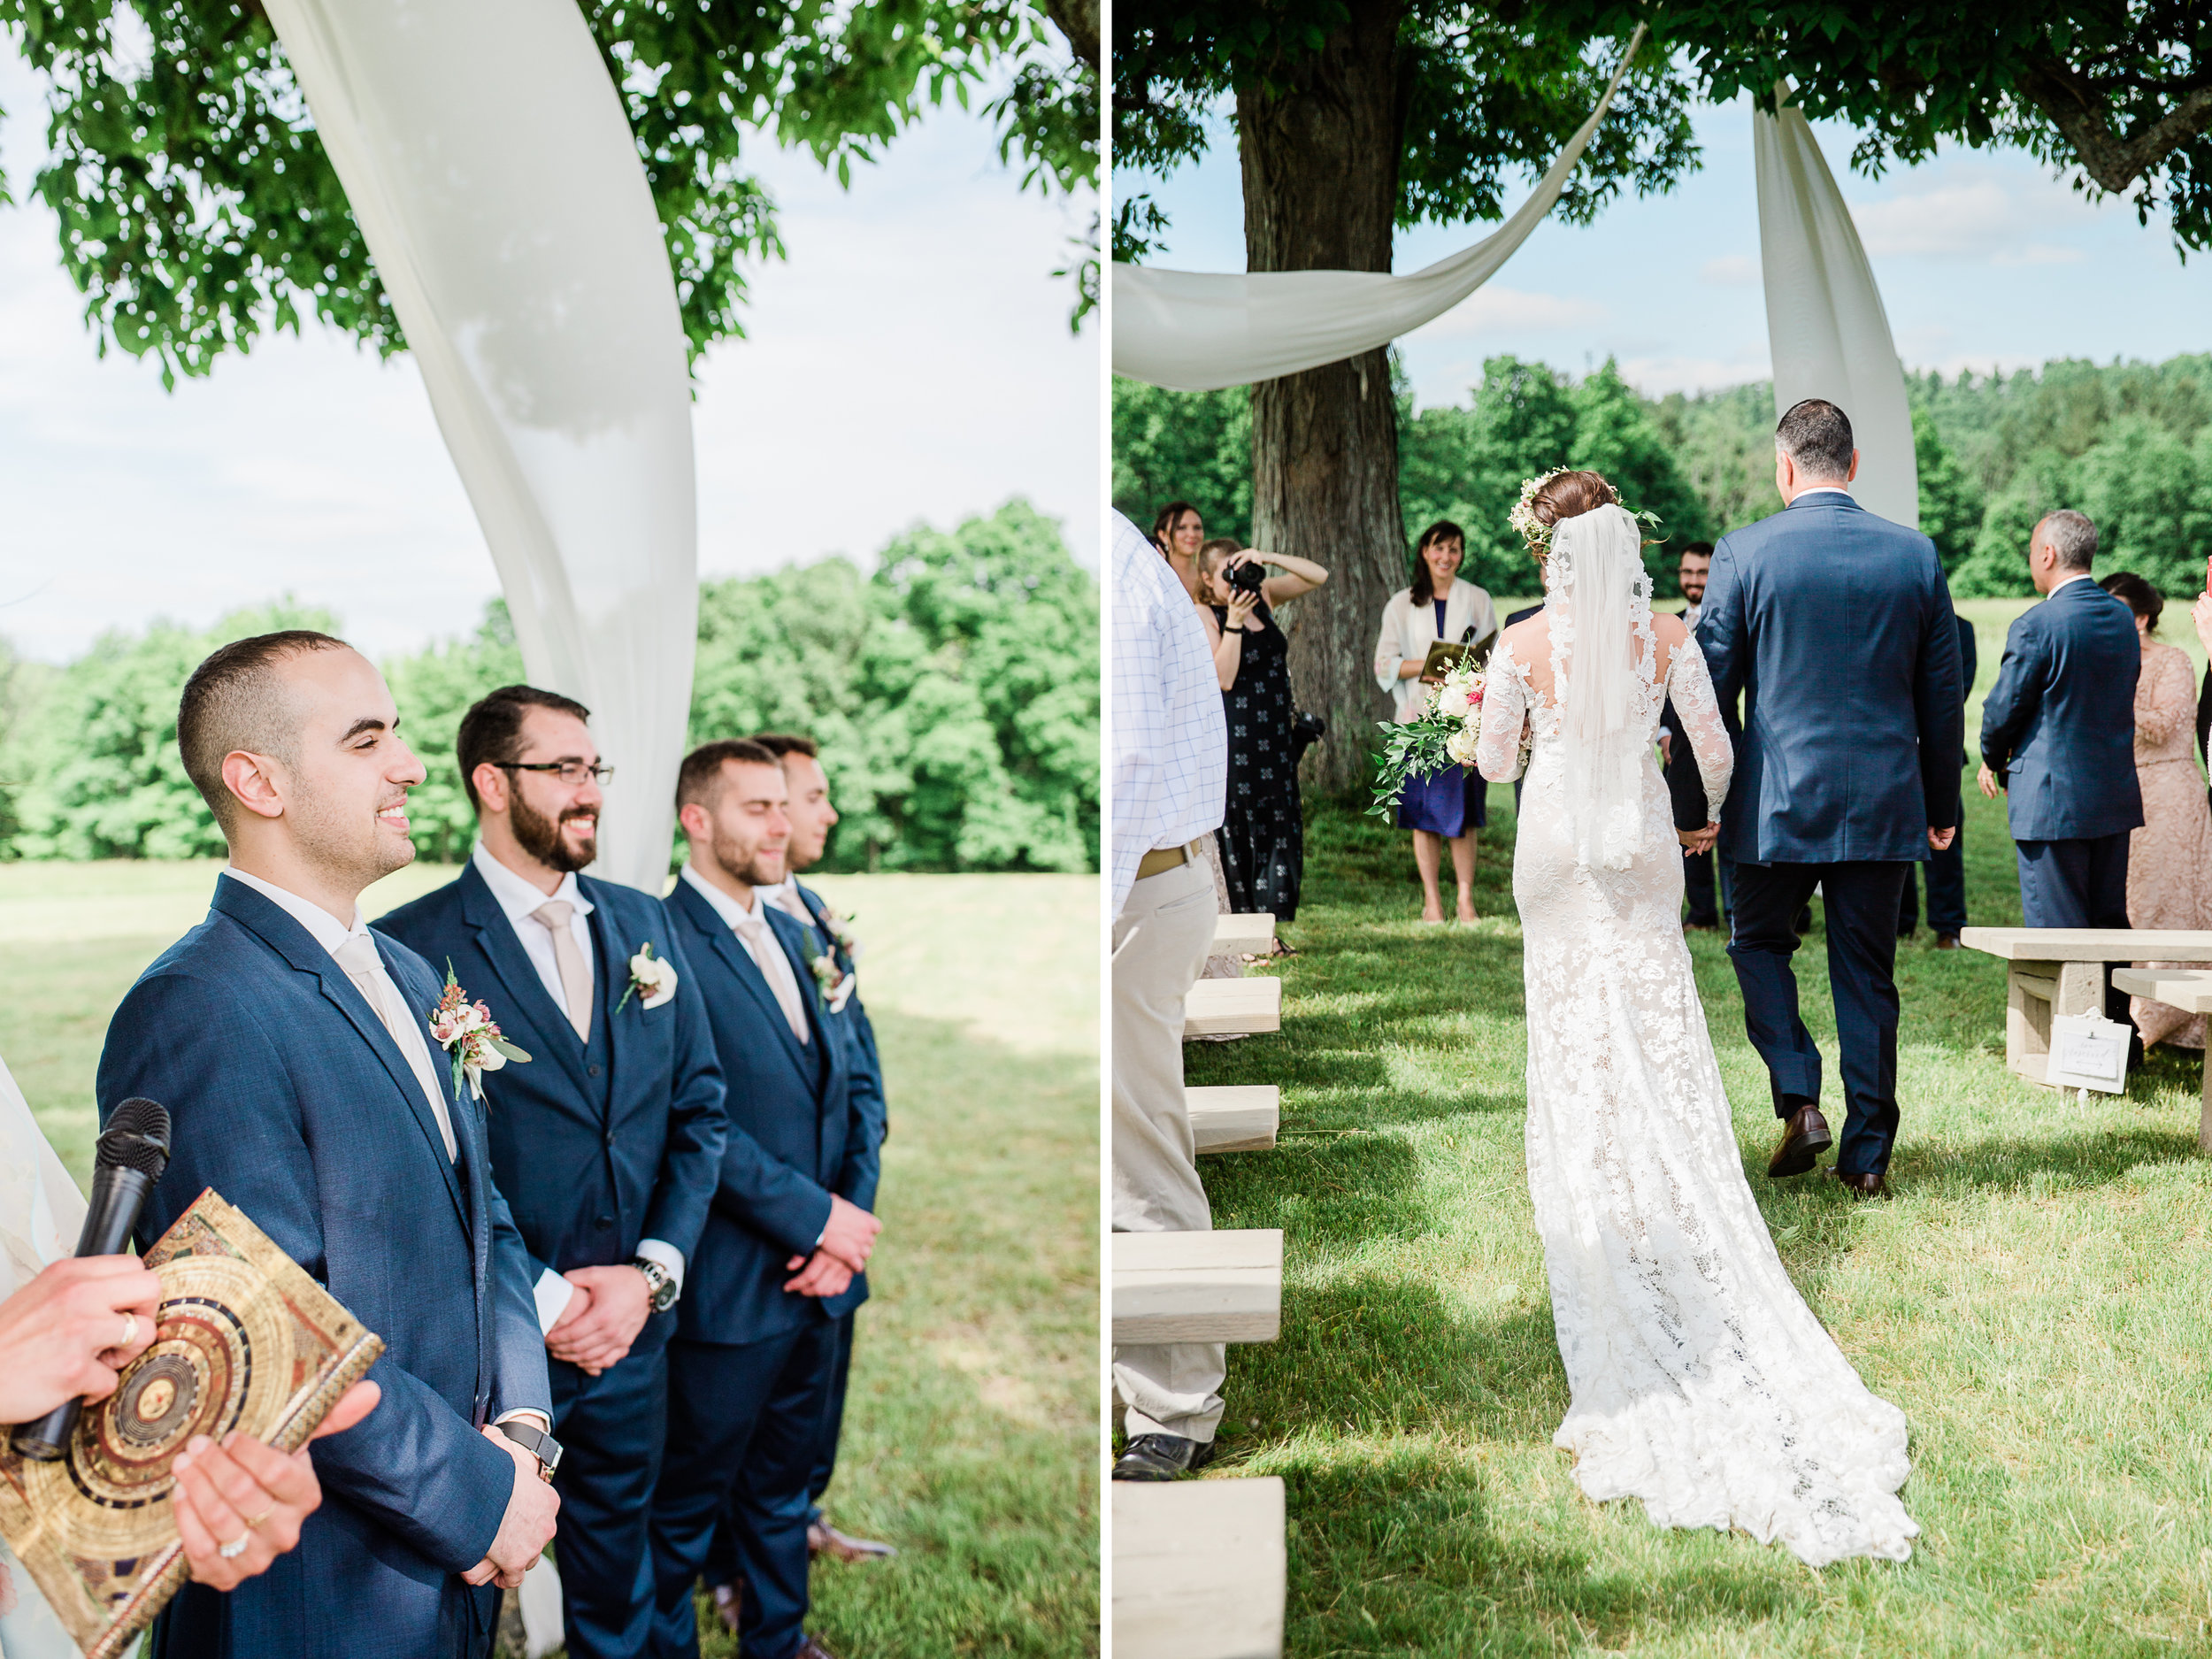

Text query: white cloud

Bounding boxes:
[1408,285,1608,340]
[1699,254,1760,287]
[1846,163,2098,263]
[1613,351,1775,396]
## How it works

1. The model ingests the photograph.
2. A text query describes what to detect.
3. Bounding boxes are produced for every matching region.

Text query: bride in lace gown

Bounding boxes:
[1473,472,1917,1567]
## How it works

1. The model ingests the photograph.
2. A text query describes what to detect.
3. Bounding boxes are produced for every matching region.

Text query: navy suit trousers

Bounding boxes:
[2017,833,2134,1025]
[1899,826,1967,936]
[549,1335,670,1659]
[1727,862,1911,1177]
[649,1324,839,1659]
[705,1308,856,1585]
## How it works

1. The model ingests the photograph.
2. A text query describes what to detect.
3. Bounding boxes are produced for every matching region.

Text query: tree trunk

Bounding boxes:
[1238,0,1410,800]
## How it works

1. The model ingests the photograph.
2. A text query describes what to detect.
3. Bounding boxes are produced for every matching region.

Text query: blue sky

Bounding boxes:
[0,45,1098,664]
[1118,93,2212,410]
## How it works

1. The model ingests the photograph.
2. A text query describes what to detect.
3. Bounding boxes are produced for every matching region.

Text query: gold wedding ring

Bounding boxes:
[246,1508,274,1530]
[118,1311,138,1351]
[216,1533,250,1560]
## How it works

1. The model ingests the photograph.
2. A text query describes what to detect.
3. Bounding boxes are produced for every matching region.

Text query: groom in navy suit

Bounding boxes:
[378,685,728,1659]
[1701,399,1964,1199]
[97,633,559,1659]
[647,739,882,1659]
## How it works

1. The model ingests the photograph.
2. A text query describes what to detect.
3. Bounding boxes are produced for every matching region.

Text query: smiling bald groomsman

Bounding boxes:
[98,634,558,1659]
[649,738,883,1659]
[380,685,727,1659]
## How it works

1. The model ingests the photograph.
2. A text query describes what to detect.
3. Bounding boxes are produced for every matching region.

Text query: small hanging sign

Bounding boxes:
[2046,1014,2131,1094]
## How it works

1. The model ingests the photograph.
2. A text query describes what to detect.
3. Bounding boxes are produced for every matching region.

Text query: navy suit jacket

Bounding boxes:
[787,881,888,1319]
[1701,493,1965,865]
[665,878,879,1345]
[99,875,549,1658]
[1979,576,2145,841]
[377,865,727,1331]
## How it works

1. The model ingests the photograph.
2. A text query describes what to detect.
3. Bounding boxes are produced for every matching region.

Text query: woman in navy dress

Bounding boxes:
[1373,521,1498,923]
[1196,538,1330,926]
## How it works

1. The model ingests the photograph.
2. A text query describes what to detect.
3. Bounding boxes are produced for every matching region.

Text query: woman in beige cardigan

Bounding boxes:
[1373,521,1498,923]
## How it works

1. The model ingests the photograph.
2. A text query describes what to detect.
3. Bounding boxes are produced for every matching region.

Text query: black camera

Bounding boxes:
[1226,558,1267,595]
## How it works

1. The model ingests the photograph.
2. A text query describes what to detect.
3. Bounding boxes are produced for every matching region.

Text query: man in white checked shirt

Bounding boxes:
[1110,510,1231,1482]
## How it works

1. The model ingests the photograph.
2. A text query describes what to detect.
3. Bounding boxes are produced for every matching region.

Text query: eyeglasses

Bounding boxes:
[494,761,615,786]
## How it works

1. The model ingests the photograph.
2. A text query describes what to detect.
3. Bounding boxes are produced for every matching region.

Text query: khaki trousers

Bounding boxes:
[1110,852,1225,1443]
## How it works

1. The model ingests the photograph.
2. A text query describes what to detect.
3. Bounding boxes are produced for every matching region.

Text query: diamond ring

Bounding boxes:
[217,1534,250,1560]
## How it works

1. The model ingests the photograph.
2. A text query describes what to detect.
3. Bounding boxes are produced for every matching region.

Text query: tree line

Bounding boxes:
[0,500,1097,874]
[1115,350,2212,603]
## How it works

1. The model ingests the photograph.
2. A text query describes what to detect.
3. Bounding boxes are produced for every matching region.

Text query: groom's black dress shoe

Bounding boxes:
[1112,1434,1216,1481]
[1827,1167,1887,1199]
[1767,1102,1832,1178]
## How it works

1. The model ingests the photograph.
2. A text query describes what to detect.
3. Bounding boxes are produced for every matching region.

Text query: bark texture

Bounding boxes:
[1238,0,1412,799]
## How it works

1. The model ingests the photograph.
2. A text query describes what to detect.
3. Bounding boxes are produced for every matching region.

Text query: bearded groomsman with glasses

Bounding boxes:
[380,686,728,1659]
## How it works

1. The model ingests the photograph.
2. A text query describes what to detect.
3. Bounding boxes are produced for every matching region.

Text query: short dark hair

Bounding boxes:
[1152,501,1201,553]
[1775,398,1855,480]
[749,732,819,760]
[1678,541,1715,563]
[2100,570,2160,630]
[1411,520,1466,604]
[677,738,781,813]
[177,630,352,830]
[456,685,593,812]
[2039,509,2098,572]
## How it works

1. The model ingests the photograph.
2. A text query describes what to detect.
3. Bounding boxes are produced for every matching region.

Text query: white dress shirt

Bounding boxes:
[468,845,683,1330]
[1110,511,1227,918]
[750,876,815,929]
[679,865,811,1045]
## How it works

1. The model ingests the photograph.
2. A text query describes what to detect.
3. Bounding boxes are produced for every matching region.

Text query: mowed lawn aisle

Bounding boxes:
[0,864,1099,1659]
[1187,600,2212,1655]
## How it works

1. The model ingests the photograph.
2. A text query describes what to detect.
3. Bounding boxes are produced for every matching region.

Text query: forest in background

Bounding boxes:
[0,500,1098,872]
[1114,352,2212,601]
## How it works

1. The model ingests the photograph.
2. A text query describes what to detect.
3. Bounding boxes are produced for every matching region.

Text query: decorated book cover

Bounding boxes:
[0,1189,384,1657]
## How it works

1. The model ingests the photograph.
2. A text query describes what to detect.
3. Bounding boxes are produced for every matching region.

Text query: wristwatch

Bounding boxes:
[495,1419,564,1483]
[633,1256,680,1313]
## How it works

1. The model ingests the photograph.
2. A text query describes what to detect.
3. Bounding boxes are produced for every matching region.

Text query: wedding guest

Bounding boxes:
[1153,500,1206,600]
[1110,511,1228,1481]
[649,740,880,1659]
[1660,543,1723,928]
[1979,511,2144,1044]
[1199,537,1330,926]
[1372,521,1497,923]
[378,686,729,1659]
[2099,574,2212,1048]
[1899,609,1980,947]
[97,631,558,1659]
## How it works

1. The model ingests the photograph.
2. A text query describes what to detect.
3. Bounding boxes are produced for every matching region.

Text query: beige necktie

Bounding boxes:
[334,933,458,1161]
[531,900,593,1041]
[733,906,810,1045]
[770,886,812,927]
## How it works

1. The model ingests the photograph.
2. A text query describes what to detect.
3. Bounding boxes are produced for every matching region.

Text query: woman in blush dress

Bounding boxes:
[2101,572,2212,1048]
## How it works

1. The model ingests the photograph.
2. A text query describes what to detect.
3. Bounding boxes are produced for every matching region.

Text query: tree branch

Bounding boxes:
[2016,51,2212,195]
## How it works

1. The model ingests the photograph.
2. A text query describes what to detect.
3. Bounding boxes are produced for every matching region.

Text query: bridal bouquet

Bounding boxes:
[1368,657,1494,818]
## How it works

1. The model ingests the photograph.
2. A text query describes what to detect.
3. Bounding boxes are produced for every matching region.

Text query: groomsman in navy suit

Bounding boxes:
[378,686,728,1659]
[649,739,883,1659]
[1978,509,2146,1035]
[97,633,559,1659]
[702,734,892,1628]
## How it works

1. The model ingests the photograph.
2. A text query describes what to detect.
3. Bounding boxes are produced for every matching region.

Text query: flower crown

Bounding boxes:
[1508,468,1666,557]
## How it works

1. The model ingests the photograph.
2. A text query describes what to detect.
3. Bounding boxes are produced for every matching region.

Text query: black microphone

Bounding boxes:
[12,1098,173,1463]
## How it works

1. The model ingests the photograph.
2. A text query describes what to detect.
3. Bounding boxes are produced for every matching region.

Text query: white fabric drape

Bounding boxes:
[258,0,699,893]
[1754,96,1919,528]
[1111,28,1645,393]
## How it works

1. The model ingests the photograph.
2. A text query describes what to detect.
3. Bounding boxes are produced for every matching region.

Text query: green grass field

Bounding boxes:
[0,864,1099,1659]
[1181,601,2212,1655]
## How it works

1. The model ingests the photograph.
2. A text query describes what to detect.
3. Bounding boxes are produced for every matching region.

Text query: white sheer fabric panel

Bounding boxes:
[1111,29,1644,393]
[257,0,699,893]
[1755,97,1919,528]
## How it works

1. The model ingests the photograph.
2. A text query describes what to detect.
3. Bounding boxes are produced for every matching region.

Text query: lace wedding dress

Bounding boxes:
[1474,505,1917,1567]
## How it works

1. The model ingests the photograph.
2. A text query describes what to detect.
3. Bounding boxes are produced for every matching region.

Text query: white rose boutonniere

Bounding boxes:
[803,927,858,1014]
[430,964,532,1101]
[616,941,679,1013]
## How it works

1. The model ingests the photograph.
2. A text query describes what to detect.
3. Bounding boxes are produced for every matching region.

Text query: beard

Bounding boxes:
[709,823,784,889]
[511,790,597,873]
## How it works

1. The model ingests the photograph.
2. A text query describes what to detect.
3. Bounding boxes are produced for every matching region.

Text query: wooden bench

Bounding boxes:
[1112,1477,1286,1659]
[1188,1086,1279,1154]
[2109,967,2212,1151]
[1212,912,1277,957]
[1184,977,1282,1039]
[1960,928,2212,1086]
[1111,1229,1283,1346]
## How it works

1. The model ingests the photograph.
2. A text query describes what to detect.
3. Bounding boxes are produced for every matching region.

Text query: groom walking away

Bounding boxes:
[378,686,730,1659]
[1978,510,2145,1043]
[1109,511,1230,1481]
[98,633,560,1658]
[1701,399,1964,1200]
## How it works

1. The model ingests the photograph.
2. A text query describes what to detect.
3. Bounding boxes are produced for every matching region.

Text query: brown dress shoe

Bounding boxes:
[810,1518,898,1561]
[1935,933,1961,950]
[794,1639,842,1659]
[1766,1104,1832,1178]
[1826,1167,1886,1198]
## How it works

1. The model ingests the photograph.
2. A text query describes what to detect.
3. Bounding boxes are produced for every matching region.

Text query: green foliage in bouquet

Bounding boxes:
[1366,660,1493,820]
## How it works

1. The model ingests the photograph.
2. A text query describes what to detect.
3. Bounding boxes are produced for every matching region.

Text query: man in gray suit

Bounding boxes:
[1701,399,1964,1200]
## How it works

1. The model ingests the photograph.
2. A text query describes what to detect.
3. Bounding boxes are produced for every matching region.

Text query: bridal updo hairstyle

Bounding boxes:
[2101,570,2162,634]
[1524,471,1621,560]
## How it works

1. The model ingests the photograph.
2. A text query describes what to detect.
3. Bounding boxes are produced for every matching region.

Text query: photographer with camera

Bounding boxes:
[1194,538,1330,927]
